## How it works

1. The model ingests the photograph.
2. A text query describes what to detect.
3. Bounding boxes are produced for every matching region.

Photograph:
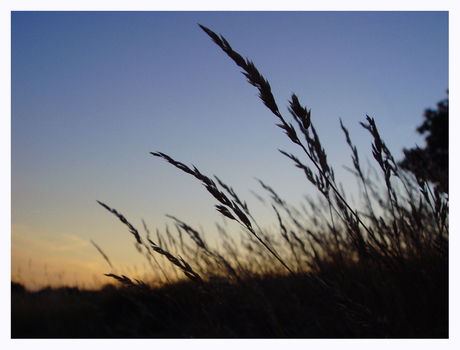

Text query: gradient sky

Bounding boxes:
[10,11,448,290]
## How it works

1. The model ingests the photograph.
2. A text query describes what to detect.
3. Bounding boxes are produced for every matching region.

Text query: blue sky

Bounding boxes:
[10,10,448,289]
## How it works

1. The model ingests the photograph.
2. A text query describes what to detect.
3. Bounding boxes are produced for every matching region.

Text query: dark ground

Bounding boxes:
[11,263,448,339]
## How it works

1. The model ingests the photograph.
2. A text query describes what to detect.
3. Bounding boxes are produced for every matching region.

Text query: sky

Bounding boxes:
[9,10,449,290]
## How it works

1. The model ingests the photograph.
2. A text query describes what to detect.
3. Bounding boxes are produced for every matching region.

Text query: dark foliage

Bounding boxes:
[11,258,448,339]
[399,93,448,193]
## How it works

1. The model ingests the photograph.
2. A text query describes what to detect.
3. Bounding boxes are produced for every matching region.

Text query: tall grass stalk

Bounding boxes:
[92,25,448,338]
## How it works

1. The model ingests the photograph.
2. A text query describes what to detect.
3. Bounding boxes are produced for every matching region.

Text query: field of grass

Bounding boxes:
[11,25,448,338]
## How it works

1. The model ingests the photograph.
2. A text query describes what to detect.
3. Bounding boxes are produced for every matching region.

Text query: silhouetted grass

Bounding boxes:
[11,24,448,338]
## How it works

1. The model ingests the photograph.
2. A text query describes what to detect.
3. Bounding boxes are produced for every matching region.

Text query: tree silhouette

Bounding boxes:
[399,92,448,194]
